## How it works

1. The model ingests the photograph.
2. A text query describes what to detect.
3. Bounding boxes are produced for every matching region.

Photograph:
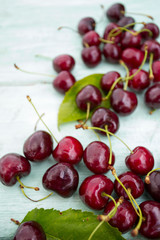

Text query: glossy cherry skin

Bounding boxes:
[103,199,137,233]
[103,23,122,44]
[128,69,150,92]
[152,61,160,82]
[111,89,138,116]
[13,221,46,240]
[117,16,135,28]
[139,201,160,239]
[53,71,76,93]
[125,146,154,176]
[106,3,125,22]
[83,141,115,174]
[101,71,123,92]
[114,171,144,199]
[52,136,83,165]
[42,162,79,197]
[145,83,160,109]
[79,175,114,210]
[78,17,96,35]
[76,84,102,111]
[103,43,122,63]
[91,107,119,134]
[141,23,159,40]
[23,131,53,162]
[81,46,101,67]
[121,31,142,49]
[53,54,75,73]
[0,153,31,186]
[122,48,144,69]
[145,171,160,202]
[82,31,100,47]
[141,40,160,61]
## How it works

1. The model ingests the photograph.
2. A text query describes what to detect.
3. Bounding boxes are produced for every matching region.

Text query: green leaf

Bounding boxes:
[58,74,110,127]
[22,208,125,240]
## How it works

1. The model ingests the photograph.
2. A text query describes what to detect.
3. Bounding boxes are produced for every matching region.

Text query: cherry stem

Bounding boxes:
[136,29,152,37]
[35,54,53,61]
[99,38,114,44]
[124,21,146,29]
[119,60,130,91]
[105,125,112,165]
[14,64,55,78]
[84,42,90,48]
[145,167,160,184]
[103,76,123,101]
[20,186,53,202]
[121,10,154,20]
[11,218,20,225]
[27,96,59,144]
[149,53,154,80]
[149,109,156,115]
[57,26,79,34]
[16,176,39,191]
[34,113,45,131]
[75,103,91,129]
[88,220,104,240]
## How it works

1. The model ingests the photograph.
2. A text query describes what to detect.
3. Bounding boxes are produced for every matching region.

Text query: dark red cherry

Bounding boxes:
[139,201,160,239]
[13,221,46,240]
[114,171,144,199]
[103,43,122,63]
[121,31,142,49]
[101,71,123,92]
[79,175,114,210]
[128,69,150,92]
[145,83,160,109]
[83,141,115,174]
[141,40,160,61]
[141,23,159,40]
[122,48,144,69]
[117,16,135,28]
[78,17,96,35]
[0,153,31,186]
[52,136,83,165]
[82,31,100,47]
[76,84,102,111]
[103,199,137,233]
[91,107,119,134]
[145,171,160,202]
[53,54,75,73]
[53,71,76,93]
[103,23,122,44]
[106,3,125,22]
[111,88,138,116]
[81,46,101,67]
[125,146,154,176]
[42,162,79,197]
[152,61,160,82]
[23,131,53,162]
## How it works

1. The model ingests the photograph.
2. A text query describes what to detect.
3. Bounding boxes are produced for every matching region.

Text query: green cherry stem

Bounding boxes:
[120,10,154,20]
[123,21,146,29]
[105,125,112,165]
[20,186,53,202]
[88,220,104,240]
[35,54,53,60]
[34,113,45,131]
[99,38,114,44]
[149,53,154,80]
[145,167,160,184]
[103,76,123,101]
[16,176,39,191]
[119,60,130,91]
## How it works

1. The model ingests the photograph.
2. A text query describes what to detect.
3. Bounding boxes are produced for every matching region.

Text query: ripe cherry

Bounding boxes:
[139,201,160,239]
[100,71,123,92]
[13,221,46,240]
[128,69,150,92]
[103,43,122,63]
[106,3,125,22]
[141,23,159,40]
[53,54,75,73]
[152,61,160,82]
[23,131,53,162]
[52,136,83,165]
[81,46,101,67]
[121,31,142,49]
[82,31,100,47]
[103,23,122,44]
[111,88,138,116]
[117,16,135,28]
[145,170,160,202]
[53,71,76,93]
[122,48,144,68]
[79,174,114,210]
[103,199,137,233]
[42,162,79,197]
[145,83,160,109]
[83,141,115,174]
[78,17,96,35]
[141,40,160,61]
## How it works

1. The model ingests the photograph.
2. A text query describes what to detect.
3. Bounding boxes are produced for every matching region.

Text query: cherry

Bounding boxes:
[23,130,53,162]
[82,31,100,47]
[103,23,122,44]
[152,61,160,82]
[101,71,123,93]
[114,171,144,199]
[81,46,101,67]
[91,107,119,135]
[121,31,142,49]
[53,71,76,93]
[78,17,96,35]
[103,43,122,63]
[103,199,137,233]
[144,83,160,109]
[141,23,159,40]
[111,88,138,116]
[106,3,125,22]
[83,141,115,174]
[139,200,160,239]
[79,174,114,210]
[52,136,83,165]
[141,40,160,61]
[117,16,135,28]
[42,162,79,198]
[121,48,144,68]
[125,146,154,175]
[76,85,102,111]
[13,221,46,240]
[145,170,160,202]
[0,153,31,186]
[53,54,75,73]
[128,69,150,92]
